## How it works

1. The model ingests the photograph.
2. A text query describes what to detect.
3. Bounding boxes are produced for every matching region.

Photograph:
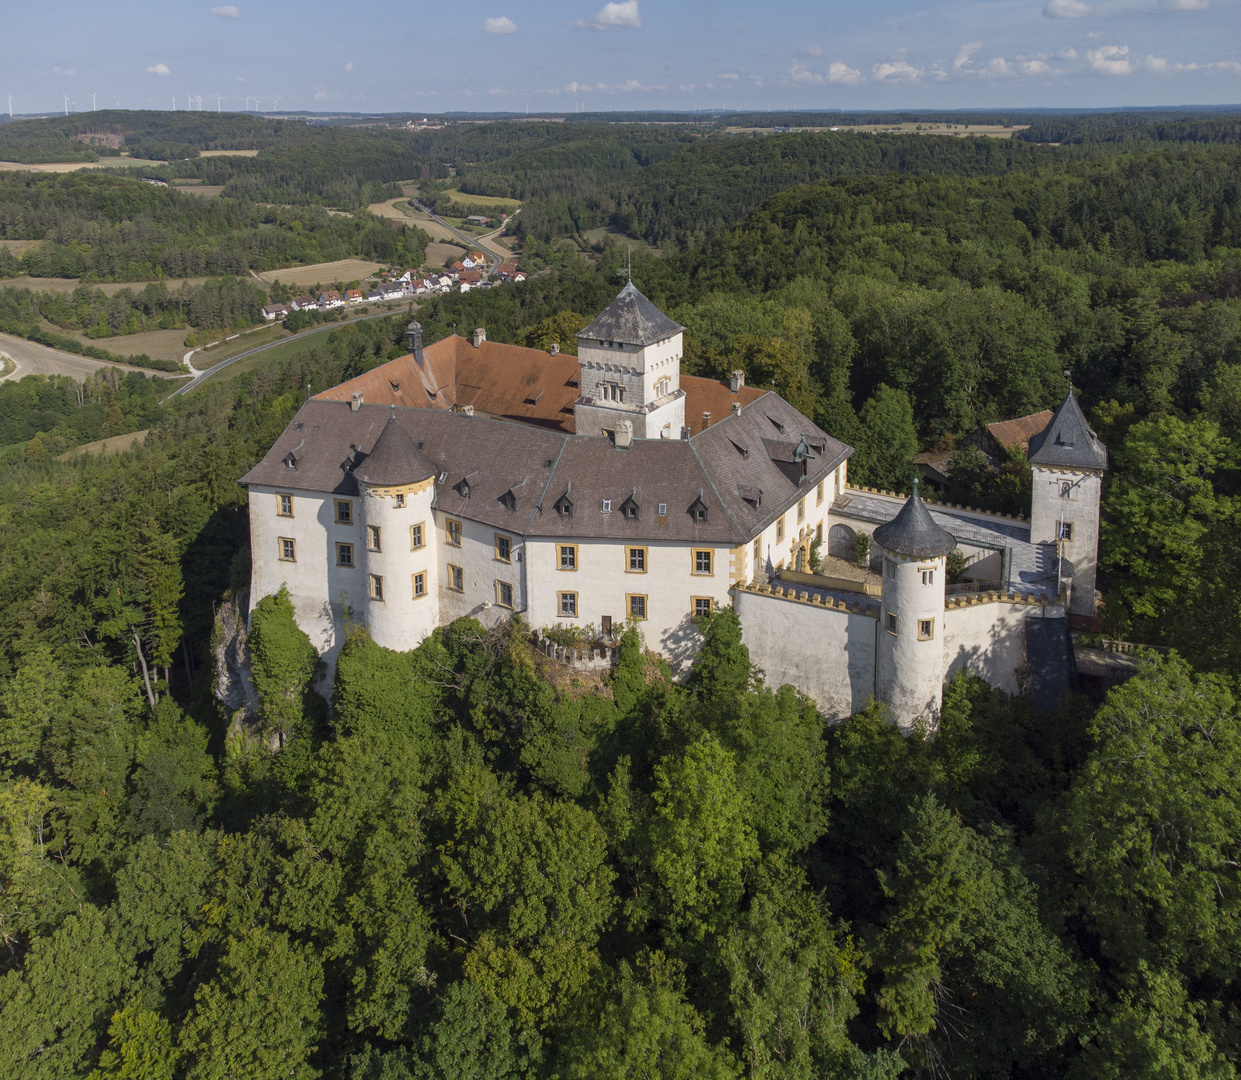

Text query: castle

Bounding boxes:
[241,284,1107,730]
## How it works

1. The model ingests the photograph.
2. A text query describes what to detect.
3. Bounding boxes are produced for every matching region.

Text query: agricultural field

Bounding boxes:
[59,326,192,366]
[724,122,1030,138]
[438,187,522,213]
[254,258,384,287]
[425,241,467,267]
[198,149,259,157]
[0,156,171,172]
[367,197,462,242]
[55,428,150,461]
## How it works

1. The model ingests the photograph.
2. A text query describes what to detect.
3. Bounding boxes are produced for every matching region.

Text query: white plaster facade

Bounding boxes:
[876,551,948,729]
[1030,465,1103,616]
[575,333,687,441]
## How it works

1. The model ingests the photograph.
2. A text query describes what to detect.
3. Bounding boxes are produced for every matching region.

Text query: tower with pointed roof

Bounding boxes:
[873,482,957,731]
[1026,391,1108,616]
[574,282,687,441]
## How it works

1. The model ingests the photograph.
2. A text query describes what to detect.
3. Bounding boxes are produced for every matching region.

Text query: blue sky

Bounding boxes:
[5,0,1239,116]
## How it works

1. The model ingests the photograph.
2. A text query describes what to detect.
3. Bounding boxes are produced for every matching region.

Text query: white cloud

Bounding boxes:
[52,66,75,76]
[574,1,641,30]
[1055,47,1079,59]
[719,72,739,80]
[1044,0,1092,17]
[734,21,745,30]
[210,5,241,17]
[1164,0,1209,8]
[1175,59,1241,71]
[954,42,983,70]
[1145,54,1168,70]
[237,75,246,82]
[802,45,823,57]
[344,61,353,71]
[1087,44,1134,74]
[146,63,171,77]
[1018,58,1051,74]
[872,59,922,80]
[981,57,1013,77]
[483,16,517,33]
[828,61,864,84]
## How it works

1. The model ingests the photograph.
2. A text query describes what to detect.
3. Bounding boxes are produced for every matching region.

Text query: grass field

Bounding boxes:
[440,188,521,213]
[367,198,463,243]
[579,227,661,256]
[56,429,150,461]
[426,241,467,267]
[198,149,259,157]
[0,240,42,255]
[724,122,1029,138]
[0,157,172,172]
[68,326,192,365]
[170,182,226,197]
[192,324,289,370]
[255,259,384,287]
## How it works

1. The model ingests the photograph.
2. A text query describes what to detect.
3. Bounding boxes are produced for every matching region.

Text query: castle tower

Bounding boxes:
[353,410,440,650]
[873,484,956,732]
[1026,391,1107,616]
[574,282,686,440]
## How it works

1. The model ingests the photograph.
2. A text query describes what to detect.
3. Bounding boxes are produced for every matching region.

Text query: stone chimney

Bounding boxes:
[461,404,474,417]
[350,391,364,412]
[473,327,487,349]
[731,401,742,416]
[730,369,745,393]
[614,419,633,450]
[550,342,559,357]
[701,411,711,432]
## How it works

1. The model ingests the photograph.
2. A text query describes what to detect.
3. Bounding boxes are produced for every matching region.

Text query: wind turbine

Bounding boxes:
[254,98,261,112]
[6,95,12,119]
[63,95,70,116]
[195,95,203,110]
[172,96,176,111]
[91,91,97,111]
[215,92,222,112]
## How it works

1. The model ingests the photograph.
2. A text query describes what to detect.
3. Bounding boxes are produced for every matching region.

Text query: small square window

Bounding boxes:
[411,523,425,550]
[921,568,935,586]
[336,542,354,567]
[559,591,577,617]
[497,581,514,608]
[413,571,427,598]
[693,597,713,620]
[628,594,647,620]
[368,525,382,552]
[448,564,464,592]
[918,619,934,641]
[693,549,712,575]
[277,493,293,517]
[628,547,646,573]
[776,517,785,542]
[446,518,462,547]
[395,492,405,508]
[279,537,296,562]
[335,500,353,525]
[1060,522,1075,542]
[886,611,898,635]
[559,544,577,571]
[495,534,512,563]
[369,574,384,601]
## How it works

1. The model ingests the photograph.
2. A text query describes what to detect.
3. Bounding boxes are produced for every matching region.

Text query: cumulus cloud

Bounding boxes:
[789,59,864,85]
[954,42,983,70]
[1087,44,1134,73]
[237,75,246,82]
[1044,0,1092,16]
[1164,0,1209,8]
[872,59,922,80]
[1055,47,1079,59]
[483,16,517,33]
[1018,58,1051,74]
[52,66,75,76]
[1146,54,1168,70]
[719,72,739,80]
[344,61,353,71]
[146,63,171,76]
[1175,58,1241,71]
[210,5,241,17]
[574,1,641,29]
[802,45,823,57]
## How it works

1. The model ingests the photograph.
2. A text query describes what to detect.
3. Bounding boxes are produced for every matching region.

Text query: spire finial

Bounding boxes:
[390,403,396,421]
[912,475,919,496]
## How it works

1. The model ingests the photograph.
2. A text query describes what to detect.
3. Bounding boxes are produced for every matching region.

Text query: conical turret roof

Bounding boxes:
[577,281,683,347]
[353,413,437,486]
[873,484,956,559]
[1027,391,1108,471]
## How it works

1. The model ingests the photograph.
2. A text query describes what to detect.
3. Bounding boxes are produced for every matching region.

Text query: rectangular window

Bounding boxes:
[277,493,293,517]
[776,517,785,542]
[394,492,405,508]
[336,542,353,568]
[413,571,426,598]
[367,525,382,552]
[627,546,647,573]
[816,481,824,506]
[559,591,577,617]
[559,544,578,571]
[887,559,897,581]
[753,538,762,577]
[693,549,713,576]
[693,597,713,620]
[448,564,464,592]
[918,618,934,641]
[658,502,668,516]
[921,568,935,586]
[495,534,512,563]
[627,593,647,620]
[446,518,462,547]
[797,497,805,523]
[602,499,612,513]
[369,574,384,601]
[496,581,514,608]
[886,611,898,635]
[335,499,353,525]
[816,522,823,542]
[411,522,425,550]
[1059,522,1075,542]
[279,537,296,562]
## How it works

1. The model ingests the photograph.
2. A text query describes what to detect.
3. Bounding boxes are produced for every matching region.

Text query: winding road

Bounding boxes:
[410,200,518,278]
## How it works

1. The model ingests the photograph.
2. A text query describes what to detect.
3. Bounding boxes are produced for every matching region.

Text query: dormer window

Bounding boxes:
[602,499,612,513]
[555,494,573,518]
[620,492,639,520]
[283,452,297,470]
[689,492,709,523]
[739,485,762,510]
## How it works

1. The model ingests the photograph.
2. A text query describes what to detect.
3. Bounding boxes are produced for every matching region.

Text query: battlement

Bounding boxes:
[732,579,879,617]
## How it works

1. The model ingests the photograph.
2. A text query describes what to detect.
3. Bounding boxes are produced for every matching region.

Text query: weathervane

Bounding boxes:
[616,245,633,286]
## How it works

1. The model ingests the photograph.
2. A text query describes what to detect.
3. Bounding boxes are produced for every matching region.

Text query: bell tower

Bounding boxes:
[574,282,686,440]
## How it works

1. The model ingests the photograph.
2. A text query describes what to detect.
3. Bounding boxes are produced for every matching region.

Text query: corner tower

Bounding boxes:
[1027,392,1107,617]
[574,282,686,440]
[873,483,956,732]
[353,410,439,650]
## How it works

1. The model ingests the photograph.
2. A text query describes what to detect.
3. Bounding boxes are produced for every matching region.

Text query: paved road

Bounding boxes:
[0,332,166,384]
[411,200,516,279]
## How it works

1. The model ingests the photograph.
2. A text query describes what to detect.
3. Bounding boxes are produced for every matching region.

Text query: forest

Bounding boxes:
[0,109,1240,1079]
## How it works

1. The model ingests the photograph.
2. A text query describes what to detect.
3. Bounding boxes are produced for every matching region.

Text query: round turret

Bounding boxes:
[874,483,955,731]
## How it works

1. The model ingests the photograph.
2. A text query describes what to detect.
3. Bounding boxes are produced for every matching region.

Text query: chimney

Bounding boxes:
[614,419,633,450]
[461,404,474,417]
[731,401,742,417]
[701,411,711,432]
[730,369,745,393]
[350,391,364,412]
[406,319,424,367]
[473,327,486,349]
[550,342,559,356]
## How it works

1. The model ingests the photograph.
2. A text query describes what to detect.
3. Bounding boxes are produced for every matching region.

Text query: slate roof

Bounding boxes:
[577,282,684,347]
[1027,392,1108,471]
[352,414,437,486]
[872,485,957,558]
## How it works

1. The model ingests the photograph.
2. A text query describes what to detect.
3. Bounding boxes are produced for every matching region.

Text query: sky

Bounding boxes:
[4,0,1240,116]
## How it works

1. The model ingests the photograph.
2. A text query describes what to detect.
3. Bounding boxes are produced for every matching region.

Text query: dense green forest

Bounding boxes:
[2,110,1241,1079]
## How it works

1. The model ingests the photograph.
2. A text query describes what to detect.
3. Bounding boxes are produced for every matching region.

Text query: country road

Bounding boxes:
[0,332,168,383]
[410,201,517,275]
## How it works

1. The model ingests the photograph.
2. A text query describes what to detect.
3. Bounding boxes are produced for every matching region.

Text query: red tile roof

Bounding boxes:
[987,410,1054,452]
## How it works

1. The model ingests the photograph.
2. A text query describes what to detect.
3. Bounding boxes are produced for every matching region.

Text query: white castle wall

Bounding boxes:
[943,597,1065,695]
[876,552,948,732]
[434,510,524,629]
[733,585,877,719]
[359,478,439,652]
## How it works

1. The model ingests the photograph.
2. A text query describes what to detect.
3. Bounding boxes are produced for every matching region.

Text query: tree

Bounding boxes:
[247,586,322,747]
[87,1003,180,1080]
[0,646,62,775]
[853,385,919,492]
